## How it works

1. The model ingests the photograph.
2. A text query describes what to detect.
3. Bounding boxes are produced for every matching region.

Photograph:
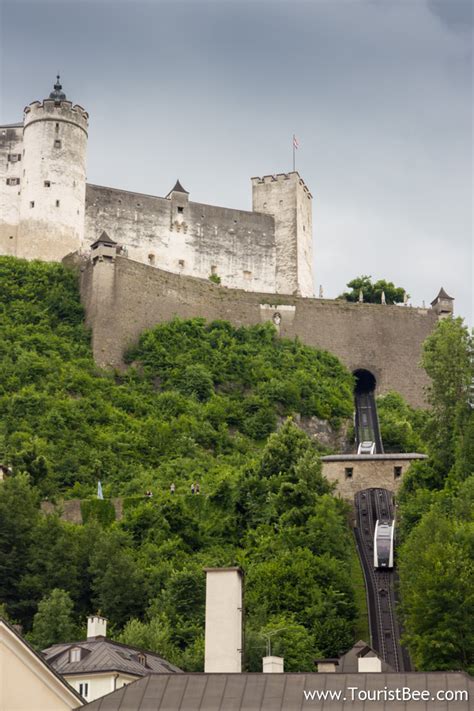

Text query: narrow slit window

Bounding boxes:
[55,122,60,133]
[54,139,61,149]
[55,200,60,207]
[29,201,35,208]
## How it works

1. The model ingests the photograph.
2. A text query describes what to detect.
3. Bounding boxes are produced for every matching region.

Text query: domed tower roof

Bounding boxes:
[49,75,67,102]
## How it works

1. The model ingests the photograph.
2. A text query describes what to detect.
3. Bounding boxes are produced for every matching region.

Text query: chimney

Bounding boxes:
[204,567,242,673]
[262,656,284,673]
[87,615,107,640]
[358,655,382,673]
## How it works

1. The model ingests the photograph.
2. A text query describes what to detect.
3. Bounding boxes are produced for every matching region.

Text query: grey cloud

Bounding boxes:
[427,0,473,32]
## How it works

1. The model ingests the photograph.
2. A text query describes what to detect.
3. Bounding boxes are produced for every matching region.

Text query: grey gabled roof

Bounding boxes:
[43,638,181,677]
[336,639,394,673]
[76,671,474,710]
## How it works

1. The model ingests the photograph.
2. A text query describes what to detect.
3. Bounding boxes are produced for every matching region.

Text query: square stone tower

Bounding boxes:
[251,172,313,297]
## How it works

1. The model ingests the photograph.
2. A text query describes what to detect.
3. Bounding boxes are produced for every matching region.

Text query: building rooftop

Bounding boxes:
[42,637,182,677]
[321,453,428,462]
[328,639,394,673]
[76,671,474,710]
[431,286,454,305]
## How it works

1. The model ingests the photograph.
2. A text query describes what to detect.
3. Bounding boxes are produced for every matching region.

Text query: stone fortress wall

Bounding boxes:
[80,249,439,409]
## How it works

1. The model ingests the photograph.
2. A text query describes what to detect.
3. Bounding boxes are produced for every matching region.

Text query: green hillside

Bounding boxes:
[0,256,358,670]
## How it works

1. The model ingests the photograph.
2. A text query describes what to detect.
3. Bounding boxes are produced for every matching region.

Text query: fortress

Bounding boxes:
[1,78,453,407]
[1,77,312,297]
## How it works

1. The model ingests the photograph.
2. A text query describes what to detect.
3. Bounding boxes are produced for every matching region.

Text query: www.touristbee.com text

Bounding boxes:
[303,687,469,703]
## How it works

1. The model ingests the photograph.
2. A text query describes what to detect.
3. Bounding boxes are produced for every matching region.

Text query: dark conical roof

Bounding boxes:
[91,231,118,249]
[49,75,67,101]
[431,287,454,305]
[169,179,189,195]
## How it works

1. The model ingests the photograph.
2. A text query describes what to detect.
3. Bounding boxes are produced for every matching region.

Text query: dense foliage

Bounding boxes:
[0,257,359,670]
[397,318,474,673]
[338,275,408,304]
[0,257,353,499]
[376,392,428,454]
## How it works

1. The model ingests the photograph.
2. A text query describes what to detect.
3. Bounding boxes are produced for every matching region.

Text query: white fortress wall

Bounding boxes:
[85,183,277,292]
[0,125,23,255]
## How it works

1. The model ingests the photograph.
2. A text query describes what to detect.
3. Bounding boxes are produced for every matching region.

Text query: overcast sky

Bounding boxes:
[1,0,472,322]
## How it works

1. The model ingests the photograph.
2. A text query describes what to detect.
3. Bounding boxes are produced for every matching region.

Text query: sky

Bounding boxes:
[1,0,472,322]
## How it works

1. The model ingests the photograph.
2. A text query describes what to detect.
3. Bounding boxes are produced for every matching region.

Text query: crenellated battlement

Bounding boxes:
[24,99,89,133]
[251,171,312,199]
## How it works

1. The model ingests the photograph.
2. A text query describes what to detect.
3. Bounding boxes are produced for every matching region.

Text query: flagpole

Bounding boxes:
[292,134,295,172]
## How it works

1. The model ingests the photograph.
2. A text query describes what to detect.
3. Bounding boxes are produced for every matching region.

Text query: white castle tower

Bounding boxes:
[0,77,89,261]
[251,172,314,297]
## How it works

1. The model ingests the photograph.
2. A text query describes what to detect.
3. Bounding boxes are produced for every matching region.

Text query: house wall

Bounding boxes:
[0,624,81,711]
[66,672,136,703]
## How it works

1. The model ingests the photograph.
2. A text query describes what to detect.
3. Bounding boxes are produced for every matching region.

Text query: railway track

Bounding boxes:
[354,488,410,671]
[355,391,384,453]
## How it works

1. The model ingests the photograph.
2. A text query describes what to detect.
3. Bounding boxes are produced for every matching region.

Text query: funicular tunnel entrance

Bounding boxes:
[353,369,383,454]
[354,369,376,395]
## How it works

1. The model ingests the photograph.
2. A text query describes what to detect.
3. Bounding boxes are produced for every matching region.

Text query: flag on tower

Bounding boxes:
[292,135,299,171]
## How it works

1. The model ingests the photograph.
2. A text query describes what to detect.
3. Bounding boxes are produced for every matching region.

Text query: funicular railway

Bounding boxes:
[352,369,411,671]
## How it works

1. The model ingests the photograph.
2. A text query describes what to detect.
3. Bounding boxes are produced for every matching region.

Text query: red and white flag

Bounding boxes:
[293,135,299,149]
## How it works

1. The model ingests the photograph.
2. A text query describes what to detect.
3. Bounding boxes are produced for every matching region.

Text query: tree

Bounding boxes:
[398,496,474,673]
[0,473,39,619]
[29,589,78,650]
[338,275,408,304]
[421,317,471,474]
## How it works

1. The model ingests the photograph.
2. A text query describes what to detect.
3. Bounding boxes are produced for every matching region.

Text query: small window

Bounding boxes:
[55,200,60,207]
[177,206,184,214]
[137,653,146,666]
[78,682,89,698]
[211,265,217,276]
[44,181,51,187]
[6,178,20,186]
[7,153,21,162]
[148,254,155,265]
[29,201,35,208]
[55,122,60,133]
[394,466,402,479]
[69,647,81,662]
[178,259,185,267]
[54,139,61,149]
[345,467,353,479]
